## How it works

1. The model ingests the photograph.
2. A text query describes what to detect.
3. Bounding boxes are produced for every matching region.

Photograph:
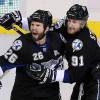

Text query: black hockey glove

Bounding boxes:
[26,64,56,84]
[91,64,100,80]
[0,11,22,30]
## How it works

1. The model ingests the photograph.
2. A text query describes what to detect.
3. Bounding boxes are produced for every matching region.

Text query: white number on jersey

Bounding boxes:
[71,56,84,67]
[32,52,44,61]
[4,49,18,63]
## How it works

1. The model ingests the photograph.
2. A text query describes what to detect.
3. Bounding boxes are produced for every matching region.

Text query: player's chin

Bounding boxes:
[32,34,39,40]
[68,30,76,35]
[67,29,79,35]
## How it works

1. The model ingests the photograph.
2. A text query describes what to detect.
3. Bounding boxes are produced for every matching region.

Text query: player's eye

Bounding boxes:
[31,23,34,26]
[36,24,40,27]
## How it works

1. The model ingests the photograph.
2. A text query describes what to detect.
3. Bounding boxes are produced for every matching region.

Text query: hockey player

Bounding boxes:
[0,10,66,100]
[24,4,100,100]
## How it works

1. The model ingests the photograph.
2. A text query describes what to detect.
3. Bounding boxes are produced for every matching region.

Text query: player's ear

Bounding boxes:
[44,26,49,33]
[80,20,87,29]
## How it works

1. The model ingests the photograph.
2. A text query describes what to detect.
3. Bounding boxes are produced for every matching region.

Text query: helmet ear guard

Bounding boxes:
[66,4,89,20]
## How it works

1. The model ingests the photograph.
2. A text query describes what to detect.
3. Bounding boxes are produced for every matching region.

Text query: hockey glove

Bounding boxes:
[26,64,55,84]
[0,11,22,30]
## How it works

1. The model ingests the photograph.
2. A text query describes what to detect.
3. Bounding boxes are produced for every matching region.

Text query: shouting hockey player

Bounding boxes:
[0,10,67,100]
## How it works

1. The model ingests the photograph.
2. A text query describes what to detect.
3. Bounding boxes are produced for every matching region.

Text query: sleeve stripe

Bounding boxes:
[0,67,3,77]
[56,70,65,82]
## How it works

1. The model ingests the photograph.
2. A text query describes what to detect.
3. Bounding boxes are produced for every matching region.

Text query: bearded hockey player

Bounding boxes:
[0,10,67,100]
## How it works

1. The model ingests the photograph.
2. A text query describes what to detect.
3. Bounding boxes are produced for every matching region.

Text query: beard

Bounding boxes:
[32,32,45,41]
[67,26,81,34]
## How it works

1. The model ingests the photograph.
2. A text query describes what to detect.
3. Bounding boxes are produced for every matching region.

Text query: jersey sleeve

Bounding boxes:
[51,18,65,30]
[22,17,29,31]
[0,36,27,75]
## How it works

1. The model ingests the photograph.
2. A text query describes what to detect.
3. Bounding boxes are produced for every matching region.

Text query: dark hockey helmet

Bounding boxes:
[66,4,89,20]
[28,10,52,28]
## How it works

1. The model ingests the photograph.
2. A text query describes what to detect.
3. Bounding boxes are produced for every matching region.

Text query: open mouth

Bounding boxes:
[32,34,39,39]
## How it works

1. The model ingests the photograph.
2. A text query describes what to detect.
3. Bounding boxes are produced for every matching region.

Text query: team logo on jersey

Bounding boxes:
[72,39,83,52]
[12,40,22,51]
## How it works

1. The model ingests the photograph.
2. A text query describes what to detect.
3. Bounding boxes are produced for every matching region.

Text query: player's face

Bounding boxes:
[30,21,46,41]
[67,19,83,35]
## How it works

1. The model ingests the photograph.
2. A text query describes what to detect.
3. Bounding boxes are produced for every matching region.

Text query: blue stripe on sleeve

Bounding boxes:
[63,69,71,83]
[1,64,27,72]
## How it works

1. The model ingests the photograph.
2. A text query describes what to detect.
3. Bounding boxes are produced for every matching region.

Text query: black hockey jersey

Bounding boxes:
[0,31,65,98]
[60,26,100,83]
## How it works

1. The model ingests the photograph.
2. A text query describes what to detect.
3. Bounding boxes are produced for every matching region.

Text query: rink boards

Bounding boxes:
[0,21,100,37]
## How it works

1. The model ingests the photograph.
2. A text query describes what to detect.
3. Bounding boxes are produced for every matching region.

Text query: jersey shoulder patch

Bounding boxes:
[72,39,83,52]
[12,40,22,51]
[22,18,29,31]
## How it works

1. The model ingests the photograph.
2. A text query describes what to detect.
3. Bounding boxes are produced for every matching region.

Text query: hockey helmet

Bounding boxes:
[67,4,89,20]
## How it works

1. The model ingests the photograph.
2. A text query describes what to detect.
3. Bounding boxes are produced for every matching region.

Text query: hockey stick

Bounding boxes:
[12,24,29,35]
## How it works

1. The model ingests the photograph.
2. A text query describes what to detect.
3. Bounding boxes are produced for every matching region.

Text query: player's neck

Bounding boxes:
[36,36,46,45]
